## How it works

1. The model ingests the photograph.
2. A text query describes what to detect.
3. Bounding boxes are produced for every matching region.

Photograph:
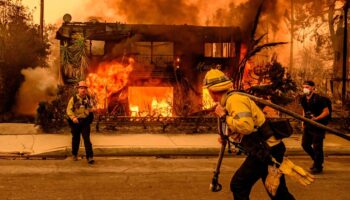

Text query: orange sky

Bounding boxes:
[22,0,85,24]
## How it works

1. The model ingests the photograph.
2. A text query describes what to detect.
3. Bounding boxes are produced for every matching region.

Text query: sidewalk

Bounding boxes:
[0,123,349,157]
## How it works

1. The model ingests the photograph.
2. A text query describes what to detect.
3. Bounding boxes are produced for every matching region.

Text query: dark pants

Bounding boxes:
[70,118,93,159]
[302,127,325,169]
[230,142,295,200]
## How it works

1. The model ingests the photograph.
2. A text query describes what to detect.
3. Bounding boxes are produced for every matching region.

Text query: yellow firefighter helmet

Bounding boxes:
[203,69,233,92]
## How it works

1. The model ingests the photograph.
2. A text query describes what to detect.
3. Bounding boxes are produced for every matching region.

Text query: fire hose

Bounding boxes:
[209,117,227,192]
[235,92,350,141]
[210,117,247,192]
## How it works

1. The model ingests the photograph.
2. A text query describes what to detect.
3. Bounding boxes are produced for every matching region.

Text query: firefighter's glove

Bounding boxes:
[215,104,227,118]
[265,165,281,196]
[278,158,315,186]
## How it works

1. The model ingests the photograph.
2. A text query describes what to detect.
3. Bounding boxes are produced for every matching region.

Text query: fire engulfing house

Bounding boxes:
[56,19,242,117]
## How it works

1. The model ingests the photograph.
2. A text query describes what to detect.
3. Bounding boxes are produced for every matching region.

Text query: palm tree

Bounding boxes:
[60,41,72,80]
[69,34,89,80]
[233,0,287,89]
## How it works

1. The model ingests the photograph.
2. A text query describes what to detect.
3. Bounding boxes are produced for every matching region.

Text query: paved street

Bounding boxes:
[0,156,349,200]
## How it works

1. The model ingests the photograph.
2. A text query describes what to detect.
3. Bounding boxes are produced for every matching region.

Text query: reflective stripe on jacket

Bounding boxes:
[220,91,281,147]
[66,95,90,120]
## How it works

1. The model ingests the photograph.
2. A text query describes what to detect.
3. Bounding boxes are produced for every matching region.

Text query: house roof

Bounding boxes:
[56,22,242,43]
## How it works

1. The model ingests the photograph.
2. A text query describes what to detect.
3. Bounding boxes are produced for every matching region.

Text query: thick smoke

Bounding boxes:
[84,0,200,25]
[209,0,290,65]
[80,0,290,47]
[14,67,58,116]
[80,0,290,45]
[81,0,288,31]
[209,0,288,33]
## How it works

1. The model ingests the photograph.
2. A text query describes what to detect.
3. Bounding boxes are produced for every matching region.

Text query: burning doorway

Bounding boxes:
[128,86,173,117]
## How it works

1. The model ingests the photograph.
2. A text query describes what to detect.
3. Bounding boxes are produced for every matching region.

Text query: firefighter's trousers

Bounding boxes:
[230,142,295,200]
[70,118,94,159]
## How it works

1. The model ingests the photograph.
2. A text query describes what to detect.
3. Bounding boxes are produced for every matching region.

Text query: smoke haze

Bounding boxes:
[14,67,58,116]
[79,0,288,29]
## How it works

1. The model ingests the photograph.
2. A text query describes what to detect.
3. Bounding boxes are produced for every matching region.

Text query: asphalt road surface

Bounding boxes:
[0,156,349,200]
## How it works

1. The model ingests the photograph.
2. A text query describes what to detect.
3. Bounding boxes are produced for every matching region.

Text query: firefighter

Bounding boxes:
[203,69,314,199]
[66,81,95,164]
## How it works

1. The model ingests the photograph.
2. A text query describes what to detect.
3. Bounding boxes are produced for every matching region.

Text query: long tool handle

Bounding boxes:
[210,117,227,192]
[235,92,350,141]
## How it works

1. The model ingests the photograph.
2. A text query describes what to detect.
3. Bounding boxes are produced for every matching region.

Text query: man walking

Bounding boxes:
[300,80,330,174]
[66,81,95,164]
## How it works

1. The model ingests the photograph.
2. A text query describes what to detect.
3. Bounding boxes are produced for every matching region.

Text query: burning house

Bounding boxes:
[56,16,242,118]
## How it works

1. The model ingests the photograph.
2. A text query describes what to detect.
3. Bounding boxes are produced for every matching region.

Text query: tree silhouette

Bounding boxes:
[0,0,50,113]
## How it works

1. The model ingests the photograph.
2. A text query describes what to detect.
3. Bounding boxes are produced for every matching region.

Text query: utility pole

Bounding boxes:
[342,0,349,104]
[289,0,294,75]
[40,0,44,41]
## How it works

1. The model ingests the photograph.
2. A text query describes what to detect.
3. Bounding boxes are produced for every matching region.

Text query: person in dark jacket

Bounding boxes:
[300,80,330,174]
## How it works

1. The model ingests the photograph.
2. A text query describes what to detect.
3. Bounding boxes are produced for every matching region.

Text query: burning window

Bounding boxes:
[128,86,173,117]
[204,42,234,58]
[132,42,174,67]
[133,42,152,64]
[88,40,105,56]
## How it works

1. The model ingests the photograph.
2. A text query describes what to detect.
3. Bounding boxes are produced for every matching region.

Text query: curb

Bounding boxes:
[1,147,350,158]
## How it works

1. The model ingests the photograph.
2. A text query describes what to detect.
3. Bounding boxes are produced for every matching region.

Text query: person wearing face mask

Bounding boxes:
[300,80,330,174]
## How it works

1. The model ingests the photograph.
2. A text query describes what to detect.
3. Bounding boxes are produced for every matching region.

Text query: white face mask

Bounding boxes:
[303,88,311,95]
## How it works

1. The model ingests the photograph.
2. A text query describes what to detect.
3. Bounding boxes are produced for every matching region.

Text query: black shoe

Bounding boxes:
[72,155,78,161]
[310,167,323,174]
[309,164,315,170]
[87,158,95,164]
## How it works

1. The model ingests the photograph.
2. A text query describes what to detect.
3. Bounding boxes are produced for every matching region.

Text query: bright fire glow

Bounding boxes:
[128,87,173,117]
[202,88,216,109]
[130,105,139,117]
[86,59,134,109]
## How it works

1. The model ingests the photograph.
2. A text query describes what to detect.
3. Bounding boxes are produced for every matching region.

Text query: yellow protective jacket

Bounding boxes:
[220,91,281,147]
[66,95,91,120]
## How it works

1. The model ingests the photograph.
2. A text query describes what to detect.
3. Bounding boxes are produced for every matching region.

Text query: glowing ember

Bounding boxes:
[151,98,172,117]
[86,58,134,109]
[202,88,216,109]
[128,87,173,117]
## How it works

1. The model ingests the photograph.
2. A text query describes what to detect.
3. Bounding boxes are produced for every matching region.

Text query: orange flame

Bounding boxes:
[86,58,134,109]
[128,87,173,117]
[130,105,139,117]
[202,88,216,109]
[151,98,172,117]
[240,43,272,89]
